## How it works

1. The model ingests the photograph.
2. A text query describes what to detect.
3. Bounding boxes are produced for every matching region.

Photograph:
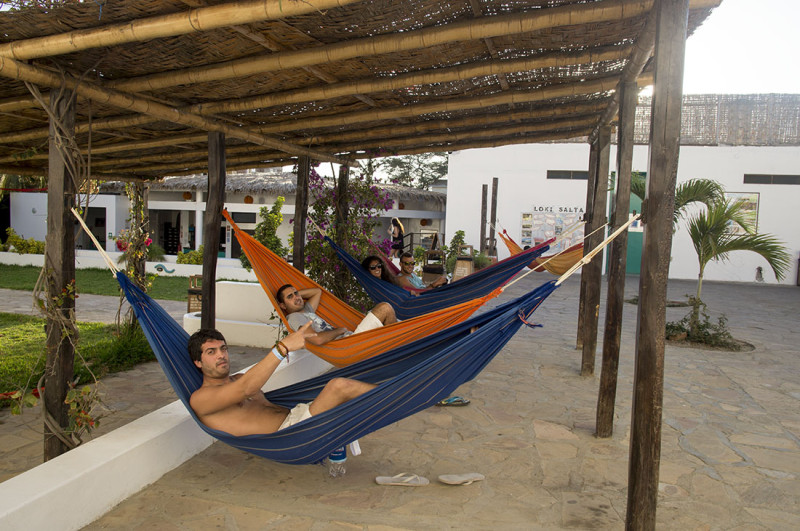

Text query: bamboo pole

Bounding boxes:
[0,56,350,165]
[112,0,724,94]
[258,76,620,134]
[0,0,361,60]
[196,47,632,115]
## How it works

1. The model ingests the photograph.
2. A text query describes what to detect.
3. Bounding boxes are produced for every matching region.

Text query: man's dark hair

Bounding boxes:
[400,251,413,260]
[276,283,294,304]
[188,328,226,364]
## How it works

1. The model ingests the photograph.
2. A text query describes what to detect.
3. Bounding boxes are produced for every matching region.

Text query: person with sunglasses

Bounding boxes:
[361,255,398,284]
[394,251,447,292]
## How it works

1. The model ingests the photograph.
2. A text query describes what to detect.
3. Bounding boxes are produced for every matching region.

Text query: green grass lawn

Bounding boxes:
[0,312,156,395]
[0,264,189,301]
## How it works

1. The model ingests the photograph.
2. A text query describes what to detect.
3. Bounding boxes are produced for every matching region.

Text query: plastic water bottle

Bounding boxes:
[328,446,347,477]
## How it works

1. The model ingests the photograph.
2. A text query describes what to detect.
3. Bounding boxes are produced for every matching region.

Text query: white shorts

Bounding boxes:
[353,311,382,334]
[278,402,312,430]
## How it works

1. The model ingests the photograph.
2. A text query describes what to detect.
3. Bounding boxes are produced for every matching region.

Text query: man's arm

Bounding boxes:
[189,322,314,416]
[298,287,322,311]
[305,327,349,346]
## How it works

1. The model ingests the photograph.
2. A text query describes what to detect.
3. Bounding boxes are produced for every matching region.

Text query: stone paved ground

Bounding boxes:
[2,274,799,529]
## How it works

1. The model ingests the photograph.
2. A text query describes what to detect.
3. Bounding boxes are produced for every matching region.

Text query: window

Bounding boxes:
[743,174,800,185]
[231,212,257,223]
[547,170,588,180]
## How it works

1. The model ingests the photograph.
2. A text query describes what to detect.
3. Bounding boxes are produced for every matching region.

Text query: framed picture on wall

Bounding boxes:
[724,192,759,234]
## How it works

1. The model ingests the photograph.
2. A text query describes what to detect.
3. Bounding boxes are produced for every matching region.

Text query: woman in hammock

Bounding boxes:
[361,255,398,285]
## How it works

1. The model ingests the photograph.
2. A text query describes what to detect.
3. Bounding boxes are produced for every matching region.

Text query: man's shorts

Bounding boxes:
[279,402,312,430]
[353,311,382,334]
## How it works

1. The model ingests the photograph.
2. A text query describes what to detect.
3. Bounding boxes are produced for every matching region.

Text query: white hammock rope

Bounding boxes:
[502,221,605,291]
[71,207,119,275]
[555,214,641,287]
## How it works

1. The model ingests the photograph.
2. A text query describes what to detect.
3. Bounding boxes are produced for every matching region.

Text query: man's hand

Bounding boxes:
[283,321,315,351]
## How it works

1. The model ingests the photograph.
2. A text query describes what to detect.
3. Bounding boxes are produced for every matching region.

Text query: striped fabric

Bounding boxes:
[327,236,551,320]
[118,271,558,464]
[223,210,497,367]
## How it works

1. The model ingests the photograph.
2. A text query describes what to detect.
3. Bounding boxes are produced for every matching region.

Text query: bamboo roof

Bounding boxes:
[0,0,720,181]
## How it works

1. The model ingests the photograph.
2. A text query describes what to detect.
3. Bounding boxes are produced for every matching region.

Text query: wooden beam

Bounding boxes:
[110,0,676,93]
[489,177,499,256]
[580,125,611,376]
[0,0,361,60]
[201,132,226,329]
[257,77,619,135]
[577,139,598,350]
[43,90,76,460]
[480,184,488,254]
[627,0,689,527]
[334,163,351,298]
[0,56,349,165]
[597,80,637,438]
[293,156,311,272]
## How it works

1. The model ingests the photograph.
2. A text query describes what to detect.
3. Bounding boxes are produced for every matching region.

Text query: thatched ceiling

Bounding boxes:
[0,0,720,181]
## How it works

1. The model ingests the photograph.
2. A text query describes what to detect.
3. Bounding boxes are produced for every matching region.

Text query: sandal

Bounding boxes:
[436,396,470,407]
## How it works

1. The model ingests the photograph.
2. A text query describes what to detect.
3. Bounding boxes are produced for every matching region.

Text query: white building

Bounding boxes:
[8,170,446,260]
[446,94,800,286]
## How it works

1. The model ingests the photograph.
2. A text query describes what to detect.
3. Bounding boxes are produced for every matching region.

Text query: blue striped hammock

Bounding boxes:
[119,271,557,464]
[325,235,551,320]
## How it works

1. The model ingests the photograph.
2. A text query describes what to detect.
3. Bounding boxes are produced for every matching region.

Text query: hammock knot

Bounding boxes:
[517,309,542,329]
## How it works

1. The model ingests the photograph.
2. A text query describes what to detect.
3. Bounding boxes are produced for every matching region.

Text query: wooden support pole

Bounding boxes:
[489,177,498,256]
[201,131,226,329]
[597,80,637,438]
[480,184,488,254]
[627,0,689,528]
[577,140,598,350]
[293,156,311,272]
[580,125,611,376]
[334,163,350,299]
[43,90,76,460]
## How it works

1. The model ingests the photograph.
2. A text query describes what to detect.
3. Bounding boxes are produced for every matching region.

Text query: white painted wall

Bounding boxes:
[447,143,800,286]
[9,193,47,241]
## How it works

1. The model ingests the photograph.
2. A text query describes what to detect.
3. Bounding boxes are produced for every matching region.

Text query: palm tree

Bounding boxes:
[631,174,724,227]
[686,197,791,335]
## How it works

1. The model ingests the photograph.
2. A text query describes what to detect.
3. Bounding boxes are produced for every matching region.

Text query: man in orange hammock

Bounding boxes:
[276,284,397,346]
[188,324,376,436]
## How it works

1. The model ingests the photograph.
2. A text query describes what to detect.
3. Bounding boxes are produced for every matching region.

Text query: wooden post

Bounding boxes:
[293,155,310,272]
[43,90,76,460]
[577,142,599,350]
[627,0,688,528]
[480,184,488,254]
[489,177,498,256]
[597,80,637,437]
[201,131,226,329]
[334,163,350,299]
[580,125,610,376]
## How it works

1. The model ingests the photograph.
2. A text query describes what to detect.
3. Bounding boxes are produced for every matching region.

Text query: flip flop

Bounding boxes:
[375,473,430,487]
[438,473,485,486]
[436,396,470,407]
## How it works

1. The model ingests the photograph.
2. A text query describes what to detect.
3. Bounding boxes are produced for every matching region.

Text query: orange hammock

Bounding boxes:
[496,230,584,276]
[223,210,500,367]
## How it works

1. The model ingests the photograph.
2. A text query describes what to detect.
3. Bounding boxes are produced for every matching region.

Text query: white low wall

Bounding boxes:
[0,251,259,282]
[0,401,213,531]
[183,281,281,347]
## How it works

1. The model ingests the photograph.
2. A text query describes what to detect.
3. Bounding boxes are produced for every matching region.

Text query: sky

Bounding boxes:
[683,0,799,94]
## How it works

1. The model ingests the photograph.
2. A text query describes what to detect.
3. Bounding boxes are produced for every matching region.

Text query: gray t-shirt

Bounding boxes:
[287,302,336,333]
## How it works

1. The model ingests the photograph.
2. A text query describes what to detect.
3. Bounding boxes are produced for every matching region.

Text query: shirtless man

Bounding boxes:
[187,324,376,436]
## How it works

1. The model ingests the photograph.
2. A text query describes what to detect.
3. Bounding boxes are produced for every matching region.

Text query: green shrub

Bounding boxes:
[87,324,155,374]
[666,300,740,350]
[4,228,45,255]
[177,245,204,264]
[473,252,492,270]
